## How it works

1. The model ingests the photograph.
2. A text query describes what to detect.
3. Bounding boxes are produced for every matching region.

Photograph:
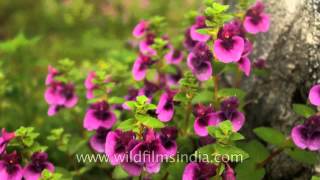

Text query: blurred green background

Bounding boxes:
[0,0,201,178]
[0,0,201,129]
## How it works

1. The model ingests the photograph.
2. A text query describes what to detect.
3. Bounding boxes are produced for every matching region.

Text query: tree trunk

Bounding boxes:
[243,0,320,179]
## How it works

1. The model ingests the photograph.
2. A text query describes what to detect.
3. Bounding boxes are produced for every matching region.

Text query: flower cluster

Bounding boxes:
[0,129,54,180]
[44,65,78,116]
[291,84,320,151]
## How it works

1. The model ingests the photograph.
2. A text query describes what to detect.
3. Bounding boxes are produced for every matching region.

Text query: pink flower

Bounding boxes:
[291,115,320,151]
[308,84,320,106]
[243,1,270,34]
[132,20,149,38]
[83,101,116,131]
[156,90,176,122]
[187,42,213,81]
[164,49,184,64]
[44,82,78,116]
[23,152,54,180]
[214,22,245,63]
[190,16,211,42]
[0,152,22,180]
[0,128,15,155]
[45,65,58,85]
[132,54,154,81]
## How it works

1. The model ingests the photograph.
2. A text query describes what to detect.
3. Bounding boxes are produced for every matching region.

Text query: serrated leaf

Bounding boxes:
[253,127,286,146]
[237,140,269,162]
[218,88,246,101]
[235,158,265,180]
[117,119,136,131]
[230,133,245,141]
[192,90,213,104]
[285,148,319,165]
[108,97,125,104]
[292,104,315,118]
[136,115,164,128]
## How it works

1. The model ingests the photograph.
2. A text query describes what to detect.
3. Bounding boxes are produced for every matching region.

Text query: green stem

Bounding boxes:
[256,148,284,168]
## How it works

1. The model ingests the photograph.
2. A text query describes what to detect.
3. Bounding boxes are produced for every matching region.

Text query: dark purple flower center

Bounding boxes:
[29,152,50,173]
[172,50,182,59]
[3,153,20,174]
[300,116,320,140]
[95,128,110,144]
[145,34,155,45]
[193,163,217,180]
[91,101,112,121]
[60,84,75,100]
[139,141,159,155]
[114,131,135,153]
[142,82,158,98]
[198,115,210,126]
[221,38,235,51]
[184,29,198,50]
[163,100,173,110]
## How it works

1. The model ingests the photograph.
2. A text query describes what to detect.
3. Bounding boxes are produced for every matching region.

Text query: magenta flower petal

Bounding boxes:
[190,25,211,42]
[214,36,244,63]
[90,128,110,153]
[86,89,94,99]
[83,110,116,130]
[187,53,212,81]
[132,20,148,38]
[291,125,308,150]
[64,95,78,108]
[145,162,161,174]
[121,162,143,176]
[47,105,58,116]
[105,131,125,165]
[156,92,174,122]
[309,85,320,106]
[132,57,147,81]
[164,49,184,64]
[182,163,198,180]
[84,72,96,89]
[23,152,55,180]
[45,65,58,85]
[139,40,156,56]
[194,114,220,137]
[230,111,245,131]
[0,162,22,180]
[244,13,270,34]
[238,57,251,76]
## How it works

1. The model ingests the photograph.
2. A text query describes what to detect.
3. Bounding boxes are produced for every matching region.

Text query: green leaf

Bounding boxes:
[235,158,266,180]
[195,144,249,163]
[174,92,187,102]
[196,28,210,35]
[230,133,245,141]
[312,176,320,180]
[108,97,125,104]
[112,166,129,179]
[219,120,233,134]
[207,126,225,139]
[192,90,214,104]
[292,104,315,118]
[213,144,249,162]
[136,115,165,128]
[136,95,148,104]
[117,119,136,131]
[124,101,136,109]
[218,88,246,101]
[237,140,269,162]
[285,148,319,165]
[253,127,286,146]
[167,162,186,180]
[15,127,39,147]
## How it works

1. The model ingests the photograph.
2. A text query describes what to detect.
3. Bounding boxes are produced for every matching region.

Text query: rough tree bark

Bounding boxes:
[242,0,320,179]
